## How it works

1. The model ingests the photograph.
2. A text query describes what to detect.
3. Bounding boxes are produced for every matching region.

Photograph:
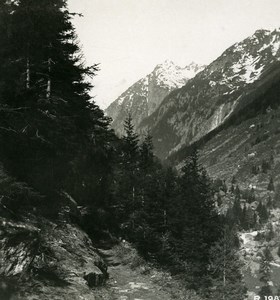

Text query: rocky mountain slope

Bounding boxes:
[199,106,280,192]
[170,62,280,193]
[105,60,204,135]
[138,29,280,159]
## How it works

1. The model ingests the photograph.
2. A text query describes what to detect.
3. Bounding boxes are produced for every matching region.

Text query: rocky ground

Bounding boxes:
[93,242,202,300]
[0,212,108,300]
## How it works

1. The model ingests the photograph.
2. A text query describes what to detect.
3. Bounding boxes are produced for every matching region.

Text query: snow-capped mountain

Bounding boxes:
[105,60,205,135]
[138,29,280,159]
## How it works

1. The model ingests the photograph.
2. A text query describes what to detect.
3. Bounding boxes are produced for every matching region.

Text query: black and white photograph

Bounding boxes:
[1,0,280,299]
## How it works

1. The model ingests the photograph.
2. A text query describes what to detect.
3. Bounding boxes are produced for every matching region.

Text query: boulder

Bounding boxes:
[0,215,109,299]
[83,267,105,287]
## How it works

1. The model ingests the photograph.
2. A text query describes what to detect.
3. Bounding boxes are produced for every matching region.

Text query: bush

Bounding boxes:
[114,242,146,269]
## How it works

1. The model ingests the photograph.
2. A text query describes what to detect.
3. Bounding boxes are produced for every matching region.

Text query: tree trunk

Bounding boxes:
[223,238,226,300]
[46,58,51,99]
[164,209,167,227]
[26,58,30,89]
[132,185,135,230]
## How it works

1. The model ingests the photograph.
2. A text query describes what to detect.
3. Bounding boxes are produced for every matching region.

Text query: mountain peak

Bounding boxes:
[253,28,271,36]
[106,60,204,135]
[162,59,175,66]
[154,60,203,72]
[153,60,177,72]
[152,60,205,88]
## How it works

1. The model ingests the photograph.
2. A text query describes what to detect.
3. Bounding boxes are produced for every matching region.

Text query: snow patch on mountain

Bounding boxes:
[272,40,280,56]
[221,53,266,86]
[231,54,264,84]
[258,33,280,57]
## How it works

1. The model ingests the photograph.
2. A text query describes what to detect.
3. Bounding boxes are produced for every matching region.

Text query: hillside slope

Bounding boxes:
[199,93,280,193]
[167,72,280,194]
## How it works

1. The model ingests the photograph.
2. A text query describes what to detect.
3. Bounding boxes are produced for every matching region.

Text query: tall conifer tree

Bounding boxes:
[259,247,273,299]
[208,226,247,300]
[176,148,221,289]
[0,0,113,207]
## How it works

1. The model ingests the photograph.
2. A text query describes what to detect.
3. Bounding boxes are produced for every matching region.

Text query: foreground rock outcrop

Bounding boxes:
[0,212,108,300]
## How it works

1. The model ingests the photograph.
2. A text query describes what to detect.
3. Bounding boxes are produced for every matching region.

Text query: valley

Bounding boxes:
[1,1,280,299]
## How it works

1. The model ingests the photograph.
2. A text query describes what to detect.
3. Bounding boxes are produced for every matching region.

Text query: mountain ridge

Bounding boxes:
[137,28,280,159]
[105,60,205,135]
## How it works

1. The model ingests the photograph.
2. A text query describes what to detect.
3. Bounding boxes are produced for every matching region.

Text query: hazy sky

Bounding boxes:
[68,0,280,109]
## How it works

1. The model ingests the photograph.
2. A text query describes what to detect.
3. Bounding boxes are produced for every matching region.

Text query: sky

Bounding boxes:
[68,0,280,109]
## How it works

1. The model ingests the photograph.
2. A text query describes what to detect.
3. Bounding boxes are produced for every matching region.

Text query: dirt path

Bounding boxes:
[97,248,177,300]
[107,264,173,300]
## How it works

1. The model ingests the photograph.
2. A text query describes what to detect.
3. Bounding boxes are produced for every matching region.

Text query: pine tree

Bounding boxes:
[266,223,274,242]
[0,0,114,210]
[262,160,271,174]
[232,198,242,226]
[270,153,274,165]
[241,205,256,230]
[139,131,154,169]
[248,188,256,203]
[113,113,140,236]
[267,177,275,192]
[267,195,273,209]
[0,0,97,104]
[222,180,227,193]
[176,148,221,289]
[122,112,139,164]
[135,164,168,258]
[234,185,241,200]
[257,202,269,224]
[208,226,247,300]
[252,165,259,175]
[159,166,180,263]
[259,247,273,299]
[130,132,178,260]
